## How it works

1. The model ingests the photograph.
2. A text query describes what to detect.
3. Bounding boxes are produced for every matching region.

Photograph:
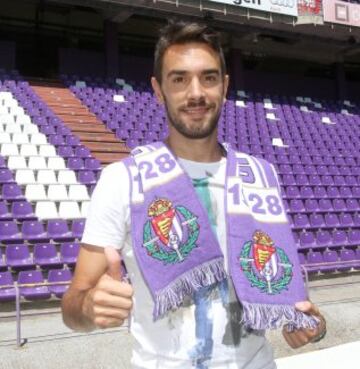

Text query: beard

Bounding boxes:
[163,96,222,140]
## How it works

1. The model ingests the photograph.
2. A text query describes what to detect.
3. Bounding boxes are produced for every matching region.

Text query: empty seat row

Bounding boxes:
[286,198,360,213]
[284,185,360,199]
[0,133,47,145]
[299,248,360,273]
[0,122,38,133]
[0,168,87,185]
[0,144,56,158]
[0,242,80,271]
[296,229,360,248]
[0,268,73,301]
[34,200,89,219]
[0,219,85,243]
[292,212,360,229]
[281,173,360,186]
[7,156,67,170]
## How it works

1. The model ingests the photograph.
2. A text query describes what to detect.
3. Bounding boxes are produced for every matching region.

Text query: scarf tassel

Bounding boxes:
[241,301,320,331]
[153,258,226,320]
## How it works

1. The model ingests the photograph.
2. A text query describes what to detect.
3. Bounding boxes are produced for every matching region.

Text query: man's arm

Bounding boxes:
[61,244,133,332]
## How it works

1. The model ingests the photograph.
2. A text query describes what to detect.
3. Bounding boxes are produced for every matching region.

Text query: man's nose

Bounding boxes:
[187,77,205,100]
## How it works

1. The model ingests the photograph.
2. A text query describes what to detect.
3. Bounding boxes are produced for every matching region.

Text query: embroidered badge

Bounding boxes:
[239,230,293,294]
[143,198,199,264]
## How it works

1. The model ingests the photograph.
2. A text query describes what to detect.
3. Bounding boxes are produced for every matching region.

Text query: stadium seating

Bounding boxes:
[1,70,360,305]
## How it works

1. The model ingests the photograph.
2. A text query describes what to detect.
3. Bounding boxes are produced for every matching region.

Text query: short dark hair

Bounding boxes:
[154,20,226,83]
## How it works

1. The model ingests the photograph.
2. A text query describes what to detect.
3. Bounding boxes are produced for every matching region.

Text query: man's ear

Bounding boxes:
[223,74,230,103]
[151,76,164,104]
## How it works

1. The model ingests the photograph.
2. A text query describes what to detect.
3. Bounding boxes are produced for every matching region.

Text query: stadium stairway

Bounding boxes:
[30,80,130,165]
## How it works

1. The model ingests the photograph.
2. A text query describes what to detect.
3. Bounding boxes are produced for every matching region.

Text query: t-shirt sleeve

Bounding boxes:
[81,161,129,250]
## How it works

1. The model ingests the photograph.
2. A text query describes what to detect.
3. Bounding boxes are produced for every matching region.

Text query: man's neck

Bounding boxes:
[166,130,223,163]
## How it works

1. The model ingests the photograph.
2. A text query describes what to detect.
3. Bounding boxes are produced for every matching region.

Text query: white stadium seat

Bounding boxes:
[68,185,90,201]
[35,201,59,220]
[1,143,19,156]
[25,184,47,201]
[47,184,69,201]
[12,133,29,144]
[7,156,27,170]
[57,170,77,185]
[30,133,47,145]
[36,169,57,185]
[38,145,56,157]
[15,169,36,185]
[47,157,66,170]
[28,156,47,170]
[59,201,82,219]
[20,144,38,157]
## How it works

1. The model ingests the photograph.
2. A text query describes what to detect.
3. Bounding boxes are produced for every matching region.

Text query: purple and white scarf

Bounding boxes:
[123,142,318,330]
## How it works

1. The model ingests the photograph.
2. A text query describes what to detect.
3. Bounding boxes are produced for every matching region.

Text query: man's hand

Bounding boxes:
[82,247,133,329]
[282,301,326,349]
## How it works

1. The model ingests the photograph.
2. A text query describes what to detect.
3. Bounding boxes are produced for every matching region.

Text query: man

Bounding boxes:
[62,20,326,369]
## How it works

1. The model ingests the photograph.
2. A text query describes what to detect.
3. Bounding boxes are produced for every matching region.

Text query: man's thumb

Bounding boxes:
[104,247,122,280]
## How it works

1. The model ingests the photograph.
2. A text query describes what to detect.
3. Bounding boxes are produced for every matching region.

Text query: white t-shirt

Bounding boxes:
[82,158,276,369]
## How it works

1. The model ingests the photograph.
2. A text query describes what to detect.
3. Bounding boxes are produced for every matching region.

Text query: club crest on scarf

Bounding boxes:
[143,198,200,264]
[239,230,293,295]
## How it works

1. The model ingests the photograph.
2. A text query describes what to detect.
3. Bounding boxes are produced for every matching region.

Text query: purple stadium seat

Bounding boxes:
[306,251,323,273]
[327,186,340,198]
[316,230,332,246]
[6,244,35,270]
[293,214,309,228]
[338,249,356,271]
[74,146,91,158]
[339,186,352,198]
[281,174,296,186]
[60,242,80,266]
[318,199,333,212]
[341,213,355,228]
[67,157,84,170]
[0,201,12,220]
[323,250,338,272]
[289,199,304,212]
[285,186,300,198]
[295,174,309,186]
[71,219,85,239]
[346,199,359,211]
[299,186,314,198]
[84,158,101,170]
[352,187,360,197]
[18,270,51,300]
[34,243,62,269]
[0,271,16,302]
[21,221,49,243]
[299,231,315,248]
[333,199,346,211]
[0,221,23,244]
[348,230,360,245]
[47,220,73,242]
[11,201,37,220]
[304,199,318,212]
[353,213,360,227]
[0,247,7,271]
[77,170,96,185]
[1,184,25,201]
[313,186,327,198]
[332,230,347,246]
[309,214,324,228]
[324,213,339,228]
[345,176,357,186]
[48,268,72,298]
[0,168,15,183]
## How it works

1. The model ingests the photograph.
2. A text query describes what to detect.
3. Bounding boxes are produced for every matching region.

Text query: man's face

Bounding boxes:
[152,42,229,140]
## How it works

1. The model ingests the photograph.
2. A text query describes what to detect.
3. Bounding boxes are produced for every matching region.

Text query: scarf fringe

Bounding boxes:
[241,301,320,331]
[153,258,226,320]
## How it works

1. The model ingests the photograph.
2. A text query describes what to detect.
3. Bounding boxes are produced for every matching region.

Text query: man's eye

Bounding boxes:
[205,75,217,82]
[173,77,184,84]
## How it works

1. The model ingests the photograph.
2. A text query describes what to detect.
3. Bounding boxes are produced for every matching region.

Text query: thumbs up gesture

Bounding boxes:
[83,247,134,329]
